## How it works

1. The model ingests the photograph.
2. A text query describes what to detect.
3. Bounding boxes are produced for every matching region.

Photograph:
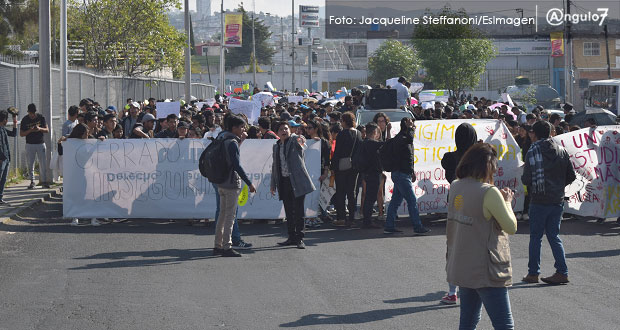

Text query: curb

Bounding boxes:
[0,186,62,225]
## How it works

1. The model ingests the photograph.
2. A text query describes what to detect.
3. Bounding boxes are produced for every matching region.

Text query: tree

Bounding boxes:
[190,14,196,56]
[411,6,495,97]
[68,0,186,77]
[368,39,419,85]
[0,0,39,54]
[225,5,274,69]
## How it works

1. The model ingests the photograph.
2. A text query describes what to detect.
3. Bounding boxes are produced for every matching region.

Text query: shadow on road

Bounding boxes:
[565,249,620,259]
[279,304,457,327]
[383,291,445,304]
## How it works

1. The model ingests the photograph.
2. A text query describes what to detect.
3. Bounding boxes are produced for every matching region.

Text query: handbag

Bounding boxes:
[337,129,358,171]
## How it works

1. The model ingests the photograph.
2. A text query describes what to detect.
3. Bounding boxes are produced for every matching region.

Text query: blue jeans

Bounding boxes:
[528,203,568,275]
[384,171,423,231]
[0,160,9,199]
[213,183,241,244]
[459,287,514,330]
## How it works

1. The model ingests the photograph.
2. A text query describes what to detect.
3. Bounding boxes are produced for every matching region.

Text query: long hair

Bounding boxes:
[68,123,89,139]
[455,143,498,184]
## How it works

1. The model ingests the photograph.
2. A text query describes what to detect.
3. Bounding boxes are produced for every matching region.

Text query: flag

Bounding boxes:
[550,32,564,57]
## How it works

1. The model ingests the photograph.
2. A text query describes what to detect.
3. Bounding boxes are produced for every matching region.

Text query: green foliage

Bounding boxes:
[68,0,186,77]
[225,5,275,68]
[0,0,39,53]
[411,6,495,97]
[368,39,419,85]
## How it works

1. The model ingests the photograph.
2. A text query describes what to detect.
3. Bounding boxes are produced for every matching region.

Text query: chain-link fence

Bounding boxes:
[0,61,216,175]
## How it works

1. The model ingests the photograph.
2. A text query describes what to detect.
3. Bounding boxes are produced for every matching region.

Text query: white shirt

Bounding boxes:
[394,82,410,107]
[203,125,222,140]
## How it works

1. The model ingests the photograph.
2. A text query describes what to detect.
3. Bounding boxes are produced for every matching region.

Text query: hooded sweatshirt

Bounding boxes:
[215,130,252,189]
[521,139,576,204]
[441,123,478,183]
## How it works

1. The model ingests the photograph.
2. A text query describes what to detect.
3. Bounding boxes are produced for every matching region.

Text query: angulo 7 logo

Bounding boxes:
[546,8,609,26]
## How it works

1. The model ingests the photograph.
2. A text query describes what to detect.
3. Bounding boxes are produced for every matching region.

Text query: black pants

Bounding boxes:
[280,177,305,242]
[362,172,381,224]
[335,169,358,221]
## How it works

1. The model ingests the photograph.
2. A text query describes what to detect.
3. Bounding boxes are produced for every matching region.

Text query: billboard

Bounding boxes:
[224,13,243,47]
[300,5,320,28]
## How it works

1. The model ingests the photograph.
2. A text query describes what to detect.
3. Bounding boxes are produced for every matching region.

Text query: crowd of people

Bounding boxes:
[2,76,618,330]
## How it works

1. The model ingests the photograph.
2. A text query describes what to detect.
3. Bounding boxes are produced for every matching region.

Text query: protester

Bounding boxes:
[258,116,278,139]
[121,102,140,138]
[62,106,79,137]
[446,143,517,330]
[522,121,576,285]
[356,122,383,229]
[213,115,256,257]
[331,112,362,227]
[96,114,117,139]
[155,114,180,138]
[394,77,410,107]
[383,117,430,235]
[130,113,155,138]
[20,104,49,189]
[0,110,18,204]
[271,121,316,249]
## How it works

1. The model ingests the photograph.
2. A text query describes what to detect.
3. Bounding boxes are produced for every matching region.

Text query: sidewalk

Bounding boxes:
[0,180,62,223]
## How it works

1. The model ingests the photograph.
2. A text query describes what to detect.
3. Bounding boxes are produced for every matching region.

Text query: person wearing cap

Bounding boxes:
[20,104,50,189]
[121,102,140,139]
[0,109,18,203]
[130,113,155,138]
[155,114,180,138]
[177,120,190,138]
[280,111,293,121]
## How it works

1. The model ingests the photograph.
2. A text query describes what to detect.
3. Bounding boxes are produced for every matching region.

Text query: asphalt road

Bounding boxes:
[1,195,619,330]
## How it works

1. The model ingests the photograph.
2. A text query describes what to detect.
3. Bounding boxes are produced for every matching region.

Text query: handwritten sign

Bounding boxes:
[155,102,180,119]
[553,126,620,217]
[63,139,321,219]
[287,95,303,104]
[384,119,525,215]
[252,92,275,107]
[229,98,261,124]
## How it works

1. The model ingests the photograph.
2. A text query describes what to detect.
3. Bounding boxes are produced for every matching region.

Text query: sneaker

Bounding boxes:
[522,214,530,221]
[440,294,458,305]
[384,228,403,234]
[90,218,102,226]
[0,199,10,206]
[71,218,81,226]
[414,227,431,235]
[296,240,306,249]
[27,182,35,189]
[220,249,242,257]
[516,213,523,221]
[232,240,253,249]
[541,273,569,285]
[522,274,540,283]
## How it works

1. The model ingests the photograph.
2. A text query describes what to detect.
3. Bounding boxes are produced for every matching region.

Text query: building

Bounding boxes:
[196,0,211,20]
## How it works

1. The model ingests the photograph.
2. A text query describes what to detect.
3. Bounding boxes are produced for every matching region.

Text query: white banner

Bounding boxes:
[63,139,321,219]
[156,102,180,119]
[252,92,275,107]
[228,98,261,124]
[552,126,620,218]
[385,119,525,215]
[287,95,303,104]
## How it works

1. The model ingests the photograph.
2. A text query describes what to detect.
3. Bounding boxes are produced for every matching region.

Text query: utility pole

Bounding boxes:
[39,0,53,183]
[252,0,257,91]
[184,0,191,102]
[60,0,67,118]
[220,0,225,94]
[291,0,295,92]
[281,17,285,90]
[307,27,312,93]
[604,24,611,79]
[565,0,573,105]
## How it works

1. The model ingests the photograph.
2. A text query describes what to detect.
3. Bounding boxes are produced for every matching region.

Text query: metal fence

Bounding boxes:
[0,61,216,175]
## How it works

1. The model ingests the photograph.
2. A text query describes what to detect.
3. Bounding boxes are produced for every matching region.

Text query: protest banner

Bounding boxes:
[318,174,336,210]
[252,92,275,107]
[386,77,399,88]
[501,93,515,107]
[63,139,321,219]
[224,13,242,47]
[229,98,261,123]
[287,95,303,104]
[552,126,620,218]
[266,81,276,91]
[155,102,180,119]
[384,119,525,215]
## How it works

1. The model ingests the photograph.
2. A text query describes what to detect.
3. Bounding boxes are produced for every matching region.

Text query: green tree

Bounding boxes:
[225,5,274,68]
[368,39,419,85]
[0,0,39,54]
[68,0,186,77]
[411,6,495,97]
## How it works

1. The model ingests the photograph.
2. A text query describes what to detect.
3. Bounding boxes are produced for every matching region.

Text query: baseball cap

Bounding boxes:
[106,105,117,112]
[288,120,301,128]
[131,101,140,108]
[141,113,156,123]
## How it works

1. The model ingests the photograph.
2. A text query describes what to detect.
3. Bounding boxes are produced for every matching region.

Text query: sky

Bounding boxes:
[187,0,325,16]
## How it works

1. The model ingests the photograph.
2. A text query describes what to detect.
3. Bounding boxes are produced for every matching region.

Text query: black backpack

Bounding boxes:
[378,137,398,172]
[199,138,231,184]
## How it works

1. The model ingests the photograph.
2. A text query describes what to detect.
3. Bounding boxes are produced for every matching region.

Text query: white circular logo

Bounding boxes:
[546,8,565,26]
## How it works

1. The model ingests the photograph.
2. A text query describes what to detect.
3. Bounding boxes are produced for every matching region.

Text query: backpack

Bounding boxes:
[378,137,398,172]
[199,138,231,184]
[352,141,368,173]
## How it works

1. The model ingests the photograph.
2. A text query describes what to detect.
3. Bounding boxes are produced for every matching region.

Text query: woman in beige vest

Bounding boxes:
[446,143,517,330]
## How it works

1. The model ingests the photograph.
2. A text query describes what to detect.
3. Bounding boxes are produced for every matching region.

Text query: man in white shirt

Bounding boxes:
[394,77,410,108]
